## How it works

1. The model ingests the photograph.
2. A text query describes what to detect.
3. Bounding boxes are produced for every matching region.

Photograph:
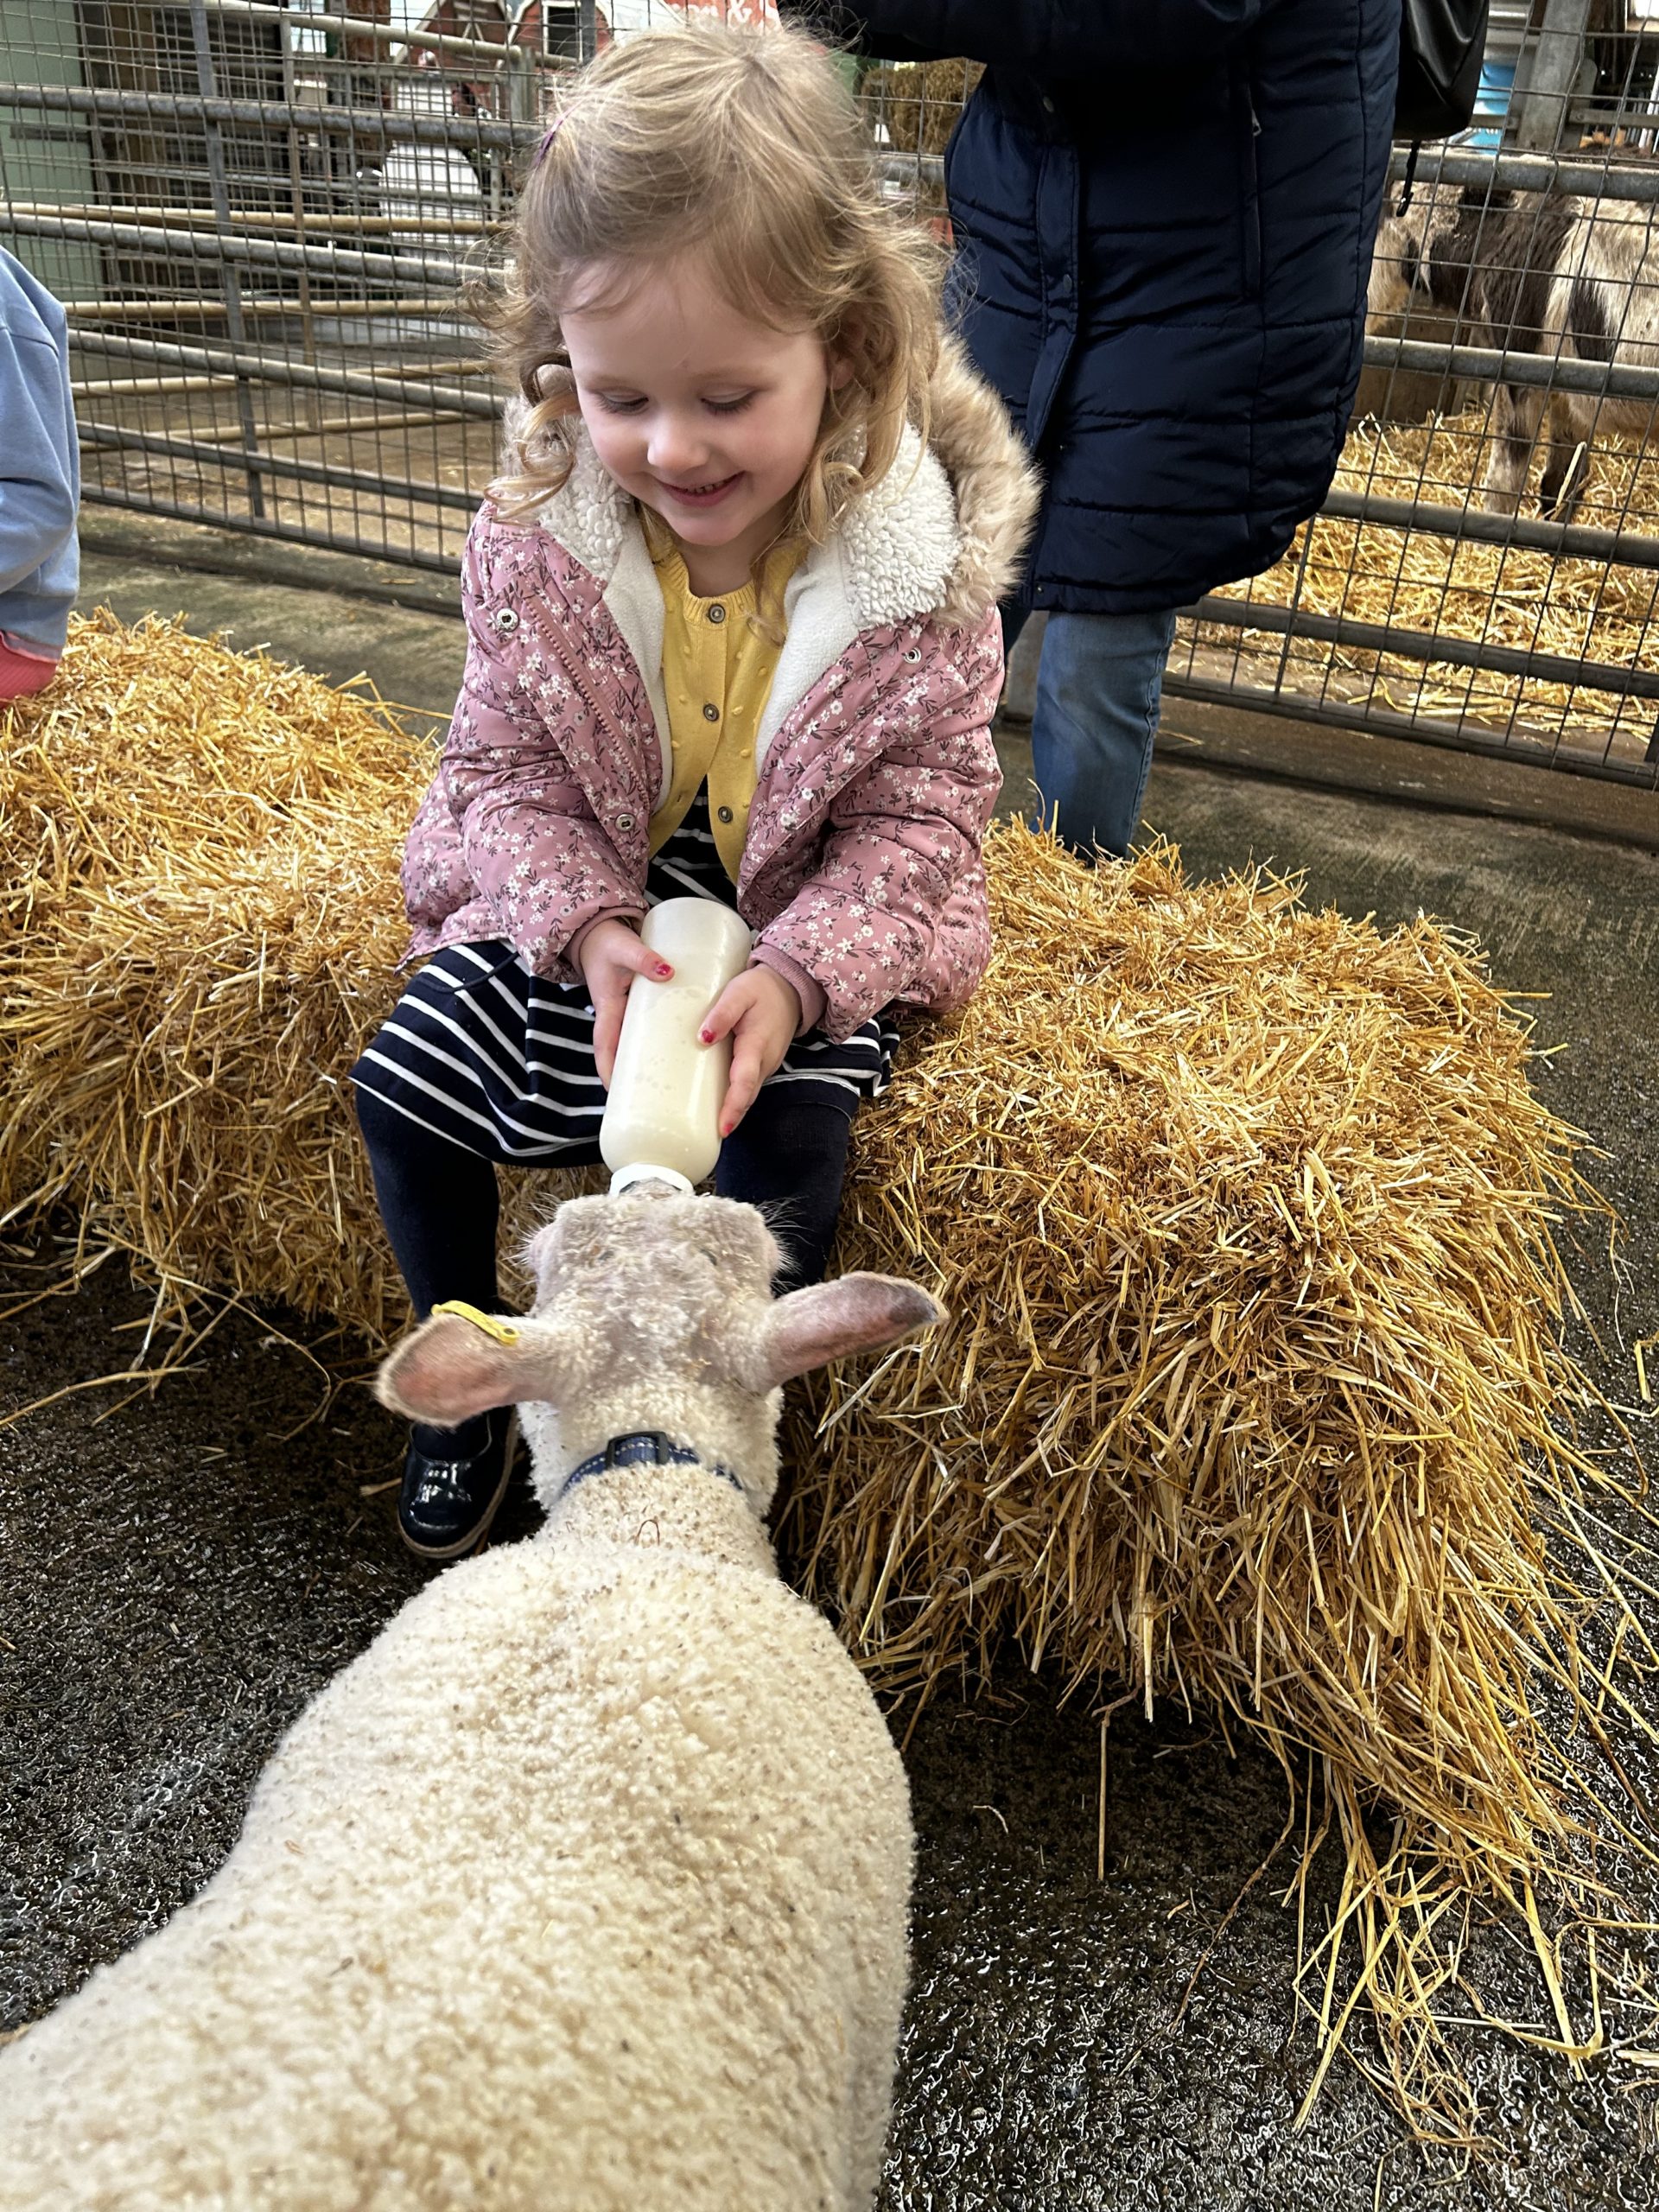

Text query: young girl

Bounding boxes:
[352,17,1037,1560]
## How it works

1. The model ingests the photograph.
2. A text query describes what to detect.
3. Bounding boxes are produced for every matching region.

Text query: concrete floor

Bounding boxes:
[3,531,1656,2208]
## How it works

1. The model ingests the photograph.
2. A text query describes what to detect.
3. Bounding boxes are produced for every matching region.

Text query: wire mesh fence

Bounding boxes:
[1175,0,1659,791]
[4,2,1659,789]
[3,0,559,576]
[1184,130,1659,789]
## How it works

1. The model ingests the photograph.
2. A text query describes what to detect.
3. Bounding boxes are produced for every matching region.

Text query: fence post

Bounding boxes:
[506,43,540,131]
[277,10,319,398]
[1510,0,1594,153]
[187,0,268,518]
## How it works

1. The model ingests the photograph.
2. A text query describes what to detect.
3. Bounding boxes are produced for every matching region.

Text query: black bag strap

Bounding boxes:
[1396,137,1424,215]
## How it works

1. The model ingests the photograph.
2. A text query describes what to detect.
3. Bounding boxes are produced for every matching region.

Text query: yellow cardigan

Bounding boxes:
[647,538,805,882]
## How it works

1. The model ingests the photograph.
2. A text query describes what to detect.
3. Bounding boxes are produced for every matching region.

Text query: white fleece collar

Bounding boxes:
[535,423,961,785]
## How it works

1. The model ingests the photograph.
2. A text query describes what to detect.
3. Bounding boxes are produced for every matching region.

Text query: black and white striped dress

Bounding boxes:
[350,790,899,1165]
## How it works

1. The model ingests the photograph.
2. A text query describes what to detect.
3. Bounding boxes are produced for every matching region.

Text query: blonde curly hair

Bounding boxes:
[486,17,945,559]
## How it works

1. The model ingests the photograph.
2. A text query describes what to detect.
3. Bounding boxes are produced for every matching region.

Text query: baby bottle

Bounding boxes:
[601,899,755,1196]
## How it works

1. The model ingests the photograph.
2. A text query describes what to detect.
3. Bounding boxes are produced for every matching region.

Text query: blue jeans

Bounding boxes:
[1002,607,1179,859]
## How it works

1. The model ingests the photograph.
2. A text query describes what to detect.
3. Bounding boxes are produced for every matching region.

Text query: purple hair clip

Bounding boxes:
[531,111,566,171]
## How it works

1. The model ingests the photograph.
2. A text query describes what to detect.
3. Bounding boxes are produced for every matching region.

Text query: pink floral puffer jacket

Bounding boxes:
[404,345,1040,1043]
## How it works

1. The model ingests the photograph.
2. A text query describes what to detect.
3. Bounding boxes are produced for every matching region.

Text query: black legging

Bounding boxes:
[356,1086,852,1446]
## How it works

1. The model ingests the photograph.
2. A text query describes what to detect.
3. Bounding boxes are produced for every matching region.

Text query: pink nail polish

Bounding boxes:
[657,963,672,979]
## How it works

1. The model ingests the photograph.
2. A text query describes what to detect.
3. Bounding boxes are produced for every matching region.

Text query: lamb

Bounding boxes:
[1367,181,1659,523]
[0,1186,940,2211]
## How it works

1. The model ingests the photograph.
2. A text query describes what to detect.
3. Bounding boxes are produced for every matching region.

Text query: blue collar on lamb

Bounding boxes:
[562,1428,744,1497]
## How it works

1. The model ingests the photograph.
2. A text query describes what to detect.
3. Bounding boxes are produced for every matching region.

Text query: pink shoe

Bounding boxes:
[0,637,60,702]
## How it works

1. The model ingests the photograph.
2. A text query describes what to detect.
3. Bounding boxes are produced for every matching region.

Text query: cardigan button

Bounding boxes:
[702,702,720,722]
[708,604,727,624]
[716,804,734,823]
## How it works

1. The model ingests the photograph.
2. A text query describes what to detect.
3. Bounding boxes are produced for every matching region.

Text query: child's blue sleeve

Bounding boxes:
[0,257,79,633]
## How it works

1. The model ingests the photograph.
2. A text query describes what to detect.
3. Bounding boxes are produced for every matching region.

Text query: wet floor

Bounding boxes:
[3,550,1657,2206]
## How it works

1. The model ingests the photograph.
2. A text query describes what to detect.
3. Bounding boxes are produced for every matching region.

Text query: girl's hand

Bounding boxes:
[701,966,802,1137]
[580,918,672,1088]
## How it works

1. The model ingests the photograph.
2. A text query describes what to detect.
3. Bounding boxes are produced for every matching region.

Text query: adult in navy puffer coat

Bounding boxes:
[786,0,1402,856]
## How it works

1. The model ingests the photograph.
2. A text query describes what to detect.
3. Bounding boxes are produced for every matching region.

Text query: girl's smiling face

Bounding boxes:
[562,257,841,594]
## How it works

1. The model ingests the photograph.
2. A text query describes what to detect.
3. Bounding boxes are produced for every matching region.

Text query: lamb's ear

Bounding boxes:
[375,1312,558,1427]
[751,1273,944,1389]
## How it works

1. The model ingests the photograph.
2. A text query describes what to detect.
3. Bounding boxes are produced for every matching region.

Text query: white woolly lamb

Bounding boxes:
[0,1188,939,2211]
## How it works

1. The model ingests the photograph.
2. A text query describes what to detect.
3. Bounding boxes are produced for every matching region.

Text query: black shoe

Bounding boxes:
[397,1408,520,1561]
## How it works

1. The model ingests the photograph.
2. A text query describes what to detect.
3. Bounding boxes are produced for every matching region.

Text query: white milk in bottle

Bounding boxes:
[600,899,755,1195]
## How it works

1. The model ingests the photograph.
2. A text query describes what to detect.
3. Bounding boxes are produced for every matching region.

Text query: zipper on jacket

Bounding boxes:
[1236,67,1263,302]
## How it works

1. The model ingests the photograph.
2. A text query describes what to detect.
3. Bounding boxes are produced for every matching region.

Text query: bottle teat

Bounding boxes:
[609,1161,695,1198]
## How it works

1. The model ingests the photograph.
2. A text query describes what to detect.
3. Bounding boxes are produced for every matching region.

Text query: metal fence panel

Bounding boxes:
[3,0,613,575]
[4,3,1659,791]
[1168,0,1659,791]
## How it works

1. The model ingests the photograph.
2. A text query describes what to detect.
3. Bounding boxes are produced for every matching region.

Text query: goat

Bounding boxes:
[1367,181,1659,523]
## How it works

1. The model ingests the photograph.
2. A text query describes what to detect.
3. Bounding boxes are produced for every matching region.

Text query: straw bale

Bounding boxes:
[0,612,578,1343]
[2,612,414,1342]
[1199,407,1659,762]
[0,613,596,1345]
[780,819,1656,2120]
[3,613,1653,2121]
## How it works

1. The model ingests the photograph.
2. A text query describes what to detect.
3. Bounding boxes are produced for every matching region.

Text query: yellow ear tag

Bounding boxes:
[430,1300,521,1346]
